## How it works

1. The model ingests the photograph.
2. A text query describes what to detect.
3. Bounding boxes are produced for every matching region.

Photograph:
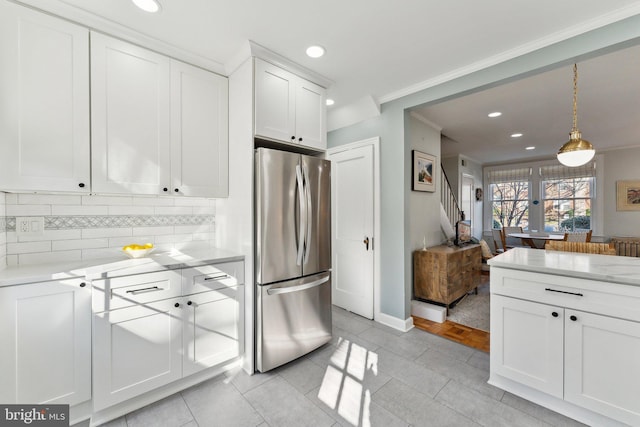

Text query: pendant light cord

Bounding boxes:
[572,63,578,132]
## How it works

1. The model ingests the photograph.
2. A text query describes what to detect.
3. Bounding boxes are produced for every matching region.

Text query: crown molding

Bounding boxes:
[379,2,640,105]
[409,111,442,132]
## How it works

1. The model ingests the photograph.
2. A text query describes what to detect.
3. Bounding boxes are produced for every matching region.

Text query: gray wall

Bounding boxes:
[328,15,640,323]
[603,146,640,237]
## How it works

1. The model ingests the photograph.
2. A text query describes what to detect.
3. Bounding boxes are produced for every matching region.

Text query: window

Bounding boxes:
[541,163,595,232]
[488,168,531,229]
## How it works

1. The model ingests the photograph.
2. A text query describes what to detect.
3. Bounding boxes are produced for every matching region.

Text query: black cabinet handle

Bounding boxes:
[79,282,86,288]
[174,188,179,193]
[570,315,577,321]
[187,301,193,306]
[545,288,583,297]
[552,312,558,317]
[174,303,180,308]
[163,187,168,192]
[291,136,296,140]
[298,137,303,142]
[79,183,85,188]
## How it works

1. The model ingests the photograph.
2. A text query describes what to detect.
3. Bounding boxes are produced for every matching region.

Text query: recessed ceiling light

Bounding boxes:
[511,133,523,138]
[132,0,161,13]
[526,146,536,150]
[488,112,502,118]
[326,99,335,106]
[306,45,325,58]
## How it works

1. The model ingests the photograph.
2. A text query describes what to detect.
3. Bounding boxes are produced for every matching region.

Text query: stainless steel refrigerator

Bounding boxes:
[255,147,332,372]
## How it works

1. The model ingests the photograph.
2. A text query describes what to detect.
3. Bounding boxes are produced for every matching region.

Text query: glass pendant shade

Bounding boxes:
[557,64,595,167]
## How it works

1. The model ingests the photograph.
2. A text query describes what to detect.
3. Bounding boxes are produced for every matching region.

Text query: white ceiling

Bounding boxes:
[36,0,640,163]
[416,44,640,165]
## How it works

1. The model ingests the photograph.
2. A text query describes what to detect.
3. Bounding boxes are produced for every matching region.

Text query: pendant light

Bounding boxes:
[557,64,595,167]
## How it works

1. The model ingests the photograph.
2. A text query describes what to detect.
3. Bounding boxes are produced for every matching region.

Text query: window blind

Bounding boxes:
[487,167,531,184]
[539,161,596,180]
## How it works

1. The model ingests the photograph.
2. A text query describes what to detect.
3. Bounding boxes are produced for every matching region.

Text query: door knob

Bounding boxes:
[363,237,369,251]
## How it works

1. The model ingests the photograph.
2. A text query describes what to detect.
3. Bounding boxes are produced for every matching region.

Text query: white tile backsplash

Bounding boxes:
[3,193,217,266]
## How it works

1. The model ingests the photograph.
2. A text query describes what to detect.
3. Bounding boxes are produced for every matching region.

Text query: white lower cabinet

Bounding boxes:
[491,268,640,426]
[93,297,183,411]
[183,286,242,377]
[92,262,244,411]
[0,279,91,406]
[564,310,640,426]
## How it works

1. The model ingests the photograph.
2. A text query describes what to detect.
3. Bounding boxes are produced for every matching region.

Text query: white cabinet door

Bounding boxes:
[0,2,90,193]
[93,297,182,410]
[170,60,229,197]
[0,279,91,406]
[295,79,326,150]
[565,310,640,426]
[183,286,243,377]
[91,32,171,195]
[491,295,564,398]
[254,59,296,144]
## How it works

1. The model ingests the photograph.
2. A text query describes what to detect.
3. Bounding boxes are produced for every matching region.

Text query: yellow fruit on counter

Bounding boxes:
[144,243,154,248]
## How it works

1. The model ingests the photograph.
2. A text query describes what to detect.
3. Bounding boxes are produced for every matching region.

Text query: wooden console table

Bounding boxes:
[413,244,481,312]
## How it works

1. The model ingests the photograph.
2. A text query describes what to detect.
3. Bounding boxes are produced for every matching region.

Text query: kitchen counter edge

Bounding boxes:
[0,248,245,287]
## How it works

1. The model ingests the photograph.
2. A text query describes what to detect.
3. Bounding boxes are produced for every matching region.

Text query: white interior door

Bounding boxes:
[328,144,374,319]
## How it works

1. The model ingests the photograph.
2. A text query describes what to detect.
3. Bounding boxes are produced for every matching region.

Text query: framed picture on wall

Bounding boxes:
[412,150,436,192]
[616,180,640,211]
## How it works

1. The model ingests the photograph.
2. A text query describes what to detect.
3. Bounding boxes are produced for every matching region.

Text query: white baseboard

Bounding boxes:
[376,311,414,332]
[410,300,447,323]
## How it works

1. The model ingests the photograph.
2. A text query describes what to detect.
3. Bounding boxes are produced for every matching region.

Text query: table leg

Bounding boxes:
[521,238,537,248]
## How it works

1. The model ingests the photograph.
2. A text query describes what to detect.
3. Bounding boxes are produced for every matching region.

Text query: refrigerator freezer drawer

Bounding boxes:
[256,272,332,372]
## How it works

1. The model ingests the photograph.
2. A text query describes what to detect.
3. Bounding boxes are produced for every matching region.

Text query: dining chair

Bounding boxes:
[491,229,507,254]
[503,226,524,248]
[545,241,616,255]
[563,230,593,242]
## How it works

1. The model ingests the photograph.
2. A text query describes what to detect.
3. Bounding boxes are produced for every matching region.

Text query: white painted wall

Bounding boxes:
[3,193,216,266]
[409,116,442,250]
[603,146,640,238]
[0,192,6,270]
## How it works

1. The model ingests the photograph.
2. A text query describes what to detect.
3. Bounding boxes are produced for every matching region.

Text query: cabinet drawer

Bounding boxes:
[182,261,244,296]
[491,268,640,322]
[92,270,182,313]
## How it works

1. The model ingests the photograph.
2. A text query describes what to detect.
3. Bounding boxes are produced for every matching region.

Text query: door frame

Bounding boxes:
[326,137,381,321]
[461,173,475,236]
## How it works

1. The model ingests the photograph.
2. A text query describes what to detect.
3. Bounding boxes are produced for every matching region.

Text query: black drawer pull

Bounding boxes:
[126,286,161,294]
[545,288,583,297]
[570,315,578,321]
[552,312,559,317]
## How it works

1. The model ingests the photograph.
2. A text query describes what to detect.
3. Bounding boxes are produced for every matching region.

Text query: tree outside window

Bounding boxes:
[490,181,529,229]
[543,177,592,231]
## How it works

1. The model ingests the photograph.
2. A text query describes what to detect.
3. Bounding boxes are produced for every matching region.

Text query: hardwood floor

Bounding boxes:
[412,271,491,353]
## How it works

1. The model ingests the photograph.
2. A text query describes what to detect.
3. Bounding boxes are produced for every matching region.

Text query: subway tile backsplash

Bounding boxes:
[0,193,216,267]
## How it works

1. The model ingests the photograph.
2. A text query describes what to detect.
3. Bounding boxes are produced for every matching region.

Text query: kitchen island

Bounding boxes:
[488,248,640,427]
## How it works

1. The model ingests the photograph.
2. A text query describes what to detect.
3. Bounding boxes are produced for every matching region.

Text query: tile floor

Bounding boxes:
[96,306,586,427]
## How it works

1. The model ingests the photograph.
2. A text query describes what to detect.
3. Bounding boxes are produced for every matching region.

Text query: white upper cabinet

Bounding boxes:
[171,60,229,197]
[254,59,326,150]
[91,32,171,195]
[0,2,90,193]
[91,32,229,197]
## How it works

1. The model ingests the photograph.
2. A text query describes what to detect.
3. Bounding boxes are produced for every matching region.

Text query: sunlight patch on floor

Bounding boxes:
[317,336,379,426]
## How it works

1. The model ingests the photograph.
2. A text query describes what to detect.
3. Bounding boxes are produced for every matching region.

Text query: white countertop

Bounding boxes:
[0,247,244,287]
[488,247,640,287]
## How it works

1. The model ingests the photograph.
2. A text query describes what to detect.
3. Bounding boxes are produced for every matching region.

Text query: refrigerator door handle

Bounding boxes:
[295,165,306,266]
[266,275,330,296]
[303,164,312,265]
